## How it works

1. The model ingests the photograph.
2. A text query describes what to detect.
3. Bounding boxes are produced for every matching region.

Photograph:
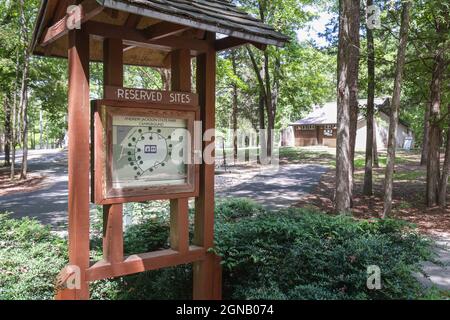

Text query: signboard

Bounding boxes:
[403,137,413,150]
[104,86,199,106]
[92,100,199,204]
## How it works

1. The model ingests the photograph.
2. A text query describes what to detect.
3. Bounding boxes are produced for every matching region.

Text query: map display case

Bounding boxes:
[92,100,199,204]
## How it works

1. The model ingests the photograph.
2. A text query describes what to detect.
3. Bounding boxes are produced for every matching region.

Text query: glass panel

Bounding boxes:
[111,113,189,189]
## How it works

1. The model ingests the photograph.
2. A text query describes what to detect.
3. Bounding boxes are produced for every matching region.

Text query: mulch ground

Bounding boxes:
[296,161,450,236]
[0,166,48,197]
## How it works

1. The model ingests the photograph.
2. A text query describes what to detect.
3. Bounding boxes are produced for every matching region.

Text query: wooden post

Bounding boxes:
[103,38,124,264]
[57,29,91,300]
[170,49,191,255]
[193,33,222,300]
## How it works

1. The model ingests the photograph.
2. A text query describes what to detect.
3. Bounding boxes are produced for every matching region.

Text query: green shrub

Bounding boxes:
[0,214,67,300]
[0,200,438,300]
[214,208,434,300]
[216,198,266,222]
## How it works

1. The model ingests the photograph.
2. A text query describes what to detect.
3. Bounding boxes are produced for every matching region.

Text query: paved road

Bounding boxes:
[1,150,328,227]
[418,234,450,291]
[0,150,73,228]
[217,164,328,210]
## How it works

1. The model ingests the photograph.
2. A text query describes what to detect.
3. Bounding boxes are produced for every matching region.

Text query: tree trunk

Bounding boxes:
[157,68,171,91]
[247,45,272,164]
[11,52,19,180]
[383,1,411,218]
[335,0,360,213]
[438,105,450,207]
[263,49,274,160]
[348,0,361,174]
[19,0,31,180]
[364,0,375,196]
[426,6,448,207]
[3,96,11,166]
[231,51,239,163]
[421,104,430,166]
[39,108,44,149]
[258,91,267,164]
[373,119,379,168]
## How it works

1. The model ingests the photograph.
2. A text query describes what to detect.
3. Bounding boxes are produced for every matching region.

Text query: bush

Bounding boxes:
[0,200,437,300]
[0,214,67,300]
[214,207,434,300]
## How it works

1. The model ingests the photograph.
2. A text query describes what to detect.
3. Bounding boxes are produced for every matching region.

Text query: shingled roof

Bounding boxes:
[100,0,289,46]
[31,0,289,67]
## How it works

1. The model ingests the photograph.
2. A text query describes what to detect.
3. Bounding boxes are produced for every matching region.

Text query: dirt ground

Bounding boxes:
[296,151,450,236]
[0,166,49,197]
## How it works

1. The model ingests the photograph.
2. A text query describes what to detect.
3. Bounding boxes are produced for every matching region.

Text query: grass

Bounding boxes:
[353,151,418,170]
[279,147,335,166]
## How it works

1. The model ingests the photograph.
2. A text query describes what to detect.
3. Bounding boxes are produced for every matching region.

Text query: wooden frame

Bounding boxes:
[31,0,286,302]
[92,100,200,205]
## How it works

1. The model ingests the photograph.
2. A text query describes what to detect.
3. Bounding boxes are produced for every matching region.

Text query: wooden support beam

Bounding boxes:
[87,246,206,281]
[103,204,124,264]
[193,32,222,300]
[215,37,248,52]
[170,198,190,254]
[104,38,124,89]
[102,38,124,265]
[124,13,142,29]
[143,21,191,41]
[84,21,210,54]
[56,29,91,300]
[215,36,267,52]
[169,49,192,256]
[124,21,191,53]
[41,0,103,47]
[171,49,192,91]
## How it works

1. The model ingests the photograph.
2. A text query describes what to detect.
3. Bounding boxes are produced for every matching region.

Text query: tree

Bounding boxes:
[427,3,449,207]
[363,0,375,196]
[335,0,360,213]
[231,50,239,163]
[383,0,412,218]
[240,0,313,161]
[18,0,32,180]
[439,104,450,207]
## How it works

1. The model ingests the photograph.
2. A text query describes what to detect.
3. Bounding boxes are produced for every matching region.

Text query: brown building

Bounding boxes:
[287,99,414,150]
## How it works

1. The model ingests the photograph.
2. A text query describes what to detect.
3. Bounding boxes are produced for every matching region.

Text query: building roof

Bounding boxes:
[290,98,410,128]
[31,0,289,67]
[101,0,289,46]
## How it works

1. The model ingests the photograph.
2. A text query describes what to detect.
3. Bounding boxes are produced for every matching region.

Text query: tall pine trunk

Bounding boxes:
[426,7,448,207]
[10,52,20,180]
[373,122,379,168]
[335,0,360,213]
[258,91,267,164]
[231,51,239,163]
[19,0,31,180]
[39,108,44,149]
[421,104,430,166]
[348,0,361,174]
[383,1,411,218]
[364,0,375,196]
[3,96,11,166]
[438,105,450,207]
[264,49,274,161]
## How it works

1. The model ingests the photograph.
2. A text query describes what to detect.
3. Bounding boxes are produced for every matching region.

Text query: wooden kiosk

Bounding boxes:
[31,0,287,300]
